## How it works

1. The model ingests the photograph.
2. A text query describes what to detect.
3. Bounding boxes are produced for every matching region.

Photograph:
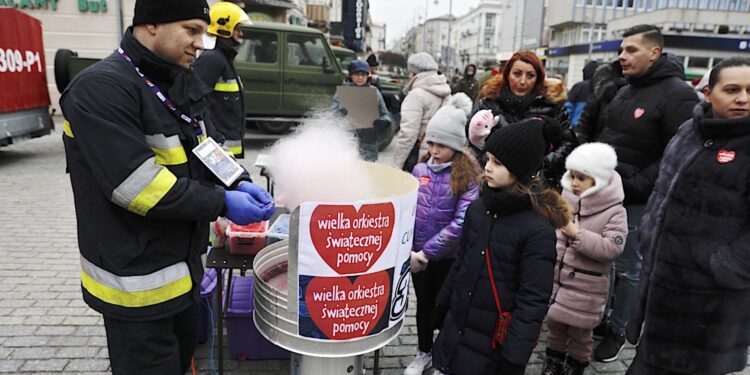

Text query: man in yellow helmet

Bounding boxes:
[193,1,251,158]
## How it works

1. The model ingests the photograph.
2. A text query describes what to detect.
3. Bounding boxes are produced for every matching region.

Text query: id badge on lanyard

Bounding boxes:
[118,47,242,186]
[192,137,244,187]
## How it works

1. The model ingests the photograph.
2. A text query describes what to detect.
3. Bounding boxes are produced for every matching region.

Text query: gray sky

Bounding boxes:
[370,0,481,49]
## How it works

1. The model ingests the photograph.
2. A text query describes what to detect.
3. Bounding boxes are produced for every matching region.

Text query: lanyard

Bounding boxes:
[117,47,205,139]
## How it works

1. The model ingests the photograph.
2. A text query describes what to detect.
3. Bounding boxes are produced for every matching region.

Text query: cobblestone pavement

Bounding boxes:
[1,125,748,375]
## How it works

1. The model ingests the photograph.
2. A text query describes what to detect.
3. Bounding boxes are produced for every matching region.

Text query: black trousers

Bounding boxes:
[103,299,200,375]
[355,128,378,162]
[412,257,454,353]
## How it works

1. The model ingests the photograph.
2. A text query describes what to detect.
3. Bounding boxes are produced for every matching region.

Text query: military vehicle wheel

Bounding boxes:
[257,121,293,134]
[377,114,398,151]
[54,49,77,94]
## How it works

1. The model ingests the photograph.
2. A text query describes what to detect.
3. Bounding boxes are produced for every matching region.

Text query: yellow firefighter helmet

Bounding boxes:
[207,2,252,38]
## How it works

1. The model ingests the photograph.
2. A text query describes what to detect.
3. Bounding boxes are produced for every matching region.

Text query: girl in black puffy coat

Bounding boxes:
[431,118,571,375]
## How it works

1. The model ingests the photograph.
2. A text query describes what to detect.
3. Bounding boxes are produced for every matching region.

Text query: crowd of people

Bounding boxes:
[393,22,750,375]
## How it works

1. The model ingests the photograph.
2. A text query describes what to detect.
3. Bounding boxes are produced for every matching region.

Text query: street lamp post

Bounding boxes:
[432,0,454,71]
[504,1,521,52]
[587,2,596,61]
[423,0,429,51]
[447,0,453,71]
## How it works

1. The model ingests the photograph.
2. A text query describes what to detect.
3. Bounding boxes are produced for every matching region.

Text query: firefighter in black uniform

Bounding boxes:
[193,1,251,158]
[59,1,274,373]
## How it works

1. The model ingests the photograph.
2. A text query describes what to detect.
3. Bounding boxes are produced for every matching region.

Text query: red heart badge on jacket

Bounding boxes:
[717,150,736,164]
[310,203,396,274]
[304,271,391,340]
[634,108,645,119]
[419,176,431,187]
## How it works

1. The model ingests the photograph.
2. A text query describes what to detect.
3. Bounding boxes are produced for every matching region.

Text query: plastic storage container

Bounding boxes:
[225,275,290,360]
[227,221,268,255]
[266,214,290,246]
[198,267,218,344]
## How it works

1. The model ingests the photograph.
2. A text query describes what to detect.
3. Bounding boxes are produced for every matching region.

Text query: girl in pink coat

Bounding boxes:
[542,143,628,375]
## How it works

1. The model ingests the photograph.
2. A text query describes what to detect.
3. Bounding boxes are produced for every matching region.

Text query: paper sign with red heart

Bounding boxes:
[304,271,391,340]
[309,203,396,274]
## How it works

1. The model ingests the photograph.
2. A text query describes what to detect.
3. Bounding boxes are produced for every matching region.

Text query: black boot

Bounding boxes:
[541,348,566,375]
[562,356,588,375]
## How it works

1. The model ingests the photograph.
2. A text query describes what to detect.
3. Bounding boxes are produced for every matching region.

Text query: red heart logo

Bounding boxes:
[304,271,391,340]
[634,108,645,119]
[717,150,736,164]
[310,203,396,274]
[419,176,431,187]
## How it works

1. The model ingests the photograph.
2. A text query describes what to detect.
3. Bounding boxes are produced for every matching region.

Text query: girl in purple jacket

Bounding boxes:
[404,93,481,375]
[543,143,628,375]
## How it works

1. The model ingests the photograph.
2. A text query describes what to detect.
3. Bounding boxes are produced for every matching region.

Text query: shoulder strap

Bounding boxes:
[485,246,504,315]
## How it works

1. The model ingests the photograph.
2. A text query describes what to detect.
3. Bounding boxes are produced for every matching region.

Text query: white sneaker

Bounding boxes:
[404,351,432,375]
[433,370,445,375]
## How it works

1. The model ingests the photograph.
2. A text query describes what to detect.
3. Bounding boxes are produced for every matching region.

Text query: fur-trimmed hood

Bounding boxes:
[591,61,627,104]
[544,78,567,105]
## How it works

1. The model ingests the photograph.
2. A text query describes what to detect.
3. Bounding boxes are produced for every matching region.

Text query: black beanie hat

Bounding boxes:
[133,0,211,26]
[484,117,560,183]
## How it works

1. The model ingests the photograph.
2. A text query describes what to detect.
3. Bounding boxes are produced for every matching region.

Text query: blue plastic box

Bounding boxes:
[226,275,290,360]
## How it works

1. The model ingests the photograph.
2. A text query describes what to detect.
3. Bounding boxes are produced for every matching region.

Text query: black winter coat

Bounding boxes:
[626,103,750,374]
[468,91,578,187]
[61,29,249,320]
[597,53,699,204]
[576,61,627,143]
[567,60,599,105]
[452,64,479,101]
[193,42,246,158]
[432,192,557,374]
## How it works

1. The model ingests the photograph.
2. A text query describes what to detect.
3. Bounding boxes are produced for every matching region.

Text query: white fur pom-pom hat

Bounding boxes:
[564,142,618,196]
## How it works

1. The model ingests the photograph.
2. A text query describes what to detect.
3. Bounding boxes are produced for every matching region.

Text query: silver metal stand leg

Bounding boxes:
[291,353,363,375]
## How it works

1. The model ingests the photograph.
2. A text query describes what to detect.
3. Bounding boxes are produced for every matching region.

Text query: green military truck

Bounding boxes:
[54,22,401,150]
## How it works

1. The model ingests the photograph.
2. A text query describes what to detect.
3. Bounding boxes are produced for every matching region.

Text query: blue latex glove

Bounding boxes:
[224,190,265,225]
[237,182,275,221]
[237,182,273,206]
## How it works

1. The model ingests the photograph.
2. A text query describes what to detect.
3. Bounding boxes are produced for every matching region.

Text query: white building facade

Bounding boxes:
[498,0,545,56]
[546,0,750,85]
[368,21,387,52]
[454,0,505,68]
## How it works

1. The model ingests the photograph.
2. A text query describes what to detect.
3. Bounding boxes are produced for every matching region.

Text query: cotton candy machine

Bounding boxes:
[253,162,419,374]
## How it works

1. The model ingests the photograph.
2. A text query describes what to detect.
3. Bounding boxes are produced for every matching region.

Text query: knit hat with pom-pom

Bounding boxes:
[484,117,561,183]
[407,52,439,73]
[425,93,473,152]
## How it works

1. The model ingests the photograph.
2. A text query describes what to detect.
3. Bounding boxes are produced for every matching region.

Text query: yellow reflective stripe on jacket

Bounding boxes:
[111,157,177,216]
[224,139,243,156]
[80,256,192,308]
[145,134,188,165]
[63,120,74,138]
[214,79,240,92]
